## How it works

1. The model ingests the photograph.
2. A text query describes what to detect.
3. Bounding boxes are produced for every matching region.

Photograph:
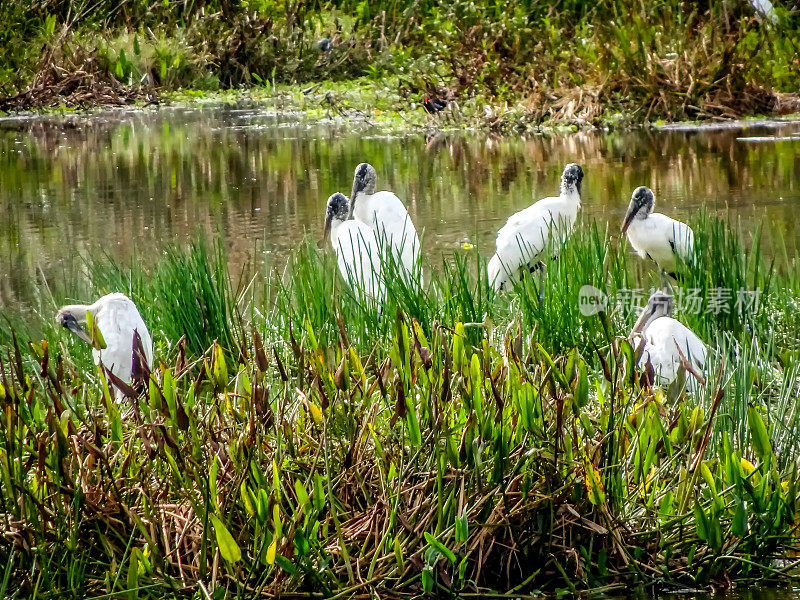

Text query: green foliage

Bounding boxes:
[0,213,799,596]
[1,0,798,120]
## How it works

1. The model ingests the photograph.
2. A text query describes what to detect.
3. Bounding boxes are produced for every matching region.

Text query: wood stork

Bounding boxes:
[622,186,694,277]
[631,289,707,393]
[349,163,421,282]
[324,192,385,303]
[56,292,153,397]
[487,163,584,291]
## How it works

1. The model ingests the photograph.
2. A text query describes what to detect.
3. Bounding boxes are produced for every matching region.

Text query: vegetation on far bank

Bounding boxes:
[0,213,799,597]
[1,0,799,129]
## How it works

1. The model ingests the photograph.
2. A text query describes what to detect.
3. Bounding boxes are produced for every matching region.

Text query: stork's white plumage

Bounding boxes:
[56,293,153,397]
[350,163,421,281]
[622,186,694,275]
[751,0,779,24]
[324,192,385,303]
[631,290,707,393]
[487,163,584,291]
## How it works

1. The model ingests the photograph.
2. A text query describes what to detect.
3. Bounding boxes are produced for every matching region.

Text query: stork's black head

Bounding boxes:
[56,309,92,344]
[631,288,674,334]
[324,192,351,242]
[326,192,350,221]
[351,163,377,201]
[561,163,584,196]
[622,186,655,234]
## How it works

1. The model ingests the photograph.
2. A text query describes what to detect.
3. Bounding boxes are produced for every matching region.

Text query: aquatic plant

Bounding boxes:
[0,214,799,597]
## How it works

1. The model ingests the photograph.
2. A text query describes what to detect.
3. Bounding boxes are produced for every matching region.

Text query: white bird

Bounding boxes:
[349,163,421,282]
[324,192,385,303]
[631,289,707,393]
[56,293,153,398]
[487,163,584,291]
[751,0,779,24]
[622,186,694,277]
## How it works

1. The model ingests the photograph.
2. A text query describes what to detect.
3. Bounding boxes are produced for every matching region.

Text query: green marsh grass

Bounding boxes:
[0,214,799,597]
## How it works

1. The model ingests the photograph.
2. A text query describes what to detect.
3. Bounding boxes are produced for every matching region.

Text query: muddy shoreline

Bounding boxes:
[2,89,799,137]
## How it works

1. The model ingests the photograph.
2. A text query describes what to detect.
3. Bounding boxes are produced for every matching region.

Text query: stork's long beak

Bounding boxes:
[323,214,333,244]
[347,187,357,220]
[61,314,93,344]
[630,304,653,335]
[621,204,639,235]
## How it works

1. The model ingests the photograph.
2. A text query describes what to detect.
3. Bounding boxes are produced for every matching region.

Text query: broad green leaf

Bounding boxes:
[111,409,123,445]
[575,360,589,408]
[213,343,228,389]
[405,395,422,447]
[294,479,309,508]
[693,502,708,542]
[422,566,434,593]
[273,504,282,539]
[659,491,673,519]
[127,549,139,600]
[209,457,219,511]
[732,499,748,537]
[469,354,483,422]
[424,532,456,563]
[294,529,310,555]
[700,462,716,495]
[210,515,241,563]
[747,405,772,464]
[256,488,270,524]
[453,322,466,373]
[272,459,281,493]
[455,513,468,543]
[240,482,255,517]
[313,474,325,511]
[163,369,176,419]
[304,317,319,352]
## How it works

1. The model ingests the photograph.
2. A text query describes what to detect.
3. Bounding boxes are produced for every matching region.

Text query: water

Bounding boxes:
[1,107,798,310]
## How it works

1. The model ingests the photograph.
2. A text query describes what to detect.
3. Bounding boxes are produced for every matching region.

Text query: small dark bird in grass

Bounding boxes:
[315,38,332,52]
[422,96,447,113]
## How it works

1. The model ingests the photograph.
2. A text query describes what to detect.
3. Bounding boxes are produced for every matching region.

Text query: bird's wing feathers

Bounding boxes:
[495,197,559,250]
[92,294,153,382]
[362,191,421,275]
[487,198,576,290]
[334,222,385,301]
[651,213,694,262]
[642,317,706,385]
[627,213,693,271]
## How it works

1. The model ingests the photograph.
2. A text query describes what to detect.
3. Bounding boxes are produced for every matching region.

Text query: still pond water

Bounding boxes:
[0,107,798,311]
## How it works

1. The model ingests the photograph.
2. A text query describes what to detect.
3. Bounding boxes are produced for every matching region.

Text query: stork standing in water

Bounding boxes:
[487,163,584,291]
[349,163,421,283]
[324,192,385,303]
[622,186,694,278]
[56,293,153,398]
[631,289,707,393]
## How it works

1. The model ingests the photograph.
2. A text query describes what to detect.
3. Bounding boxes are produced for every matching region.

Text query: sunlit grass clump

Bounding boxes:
[0,215,799,598]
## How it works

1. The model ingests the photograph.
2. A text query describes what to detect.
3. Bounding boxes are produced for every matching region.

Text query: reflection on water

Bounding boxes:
[1,107,798,309]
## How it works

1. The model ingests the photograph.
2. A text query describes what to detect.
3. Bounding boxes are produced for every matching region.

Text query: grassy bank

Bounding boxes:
[0,214,799,597]
[1,0,799,128]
